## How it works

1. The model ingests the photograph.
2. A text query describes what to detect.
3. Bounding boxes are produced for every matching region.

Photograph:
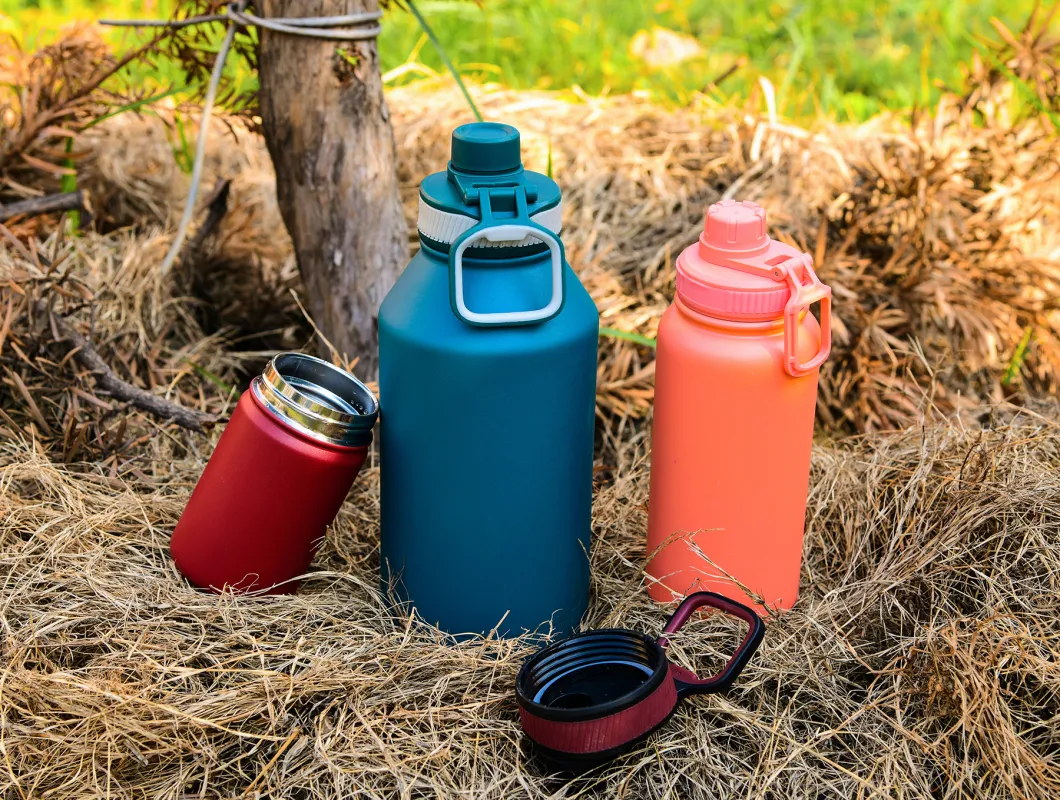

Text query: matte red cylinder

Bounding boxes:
[170,389,369,593]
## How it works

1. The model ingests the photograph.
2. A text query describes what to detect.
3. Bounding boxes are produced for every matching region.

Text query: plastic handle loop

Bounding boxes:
[449,188,566,327]
[780,255,832,378]
[657,591,765,699]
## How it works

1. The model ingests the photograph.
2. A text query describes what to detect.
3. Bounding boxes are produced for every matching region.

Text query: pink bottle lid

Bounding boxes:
[676,199,833,376]
[676,200,807,321]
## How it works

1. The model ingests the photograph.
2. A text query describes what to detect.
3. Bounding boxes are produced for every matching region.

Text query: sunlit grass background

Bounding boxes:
[1,0,1045,121]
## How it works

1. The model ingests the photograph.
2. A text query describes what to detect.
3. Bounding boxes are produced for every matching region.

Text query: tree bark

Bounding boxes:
[258,0,407,378]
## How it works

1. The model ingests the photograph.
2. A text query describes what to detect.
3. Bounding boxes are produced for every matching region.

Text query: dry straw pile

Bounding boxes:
[1,17,1059,799]
[4,406,1060,798]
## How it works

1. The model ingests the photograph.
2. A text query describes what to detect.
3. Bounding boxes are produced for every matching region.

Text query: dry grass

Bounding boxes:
[3,403,1060,798]
[1,21,1060,800]
[3,17,1060,438]
[15,78,1059,445]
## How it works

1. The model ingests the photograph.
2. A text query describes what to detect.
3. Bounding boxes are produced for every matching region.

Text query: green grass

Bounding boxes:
[1,0,1048,121]
[382,0,1045,119]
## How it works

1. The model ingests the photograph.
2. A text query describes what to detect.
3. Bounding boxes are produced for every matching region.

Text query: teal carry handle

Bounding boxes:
[449,187,566,327]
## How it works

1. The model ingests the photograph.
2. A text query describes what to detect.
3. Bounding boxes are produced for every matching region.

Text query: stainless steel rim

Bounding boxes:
[251,353,378,447]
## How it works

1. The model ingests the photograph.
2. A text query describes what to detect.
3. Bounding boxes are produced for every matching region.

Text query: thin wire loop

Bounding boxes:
[100,4,383,39]
[98,15,228,28]
[226,6,382,40]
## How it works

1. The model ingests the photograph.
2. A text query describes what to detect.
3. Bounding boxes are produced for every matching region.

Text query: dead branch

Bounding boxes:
[40,301,215,432]
[1,32,171,170]
[0,190,85,222]
[182,179,230,263]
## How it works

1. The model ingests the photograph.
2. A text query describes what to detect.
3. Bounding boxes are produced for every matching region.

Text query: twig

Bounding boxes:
[39,302,215,432]
[4,33,170,167]
[289,289,343,366]
[241,726,302,797]
[5,369,52,435]
[181,179,231,266]
[0,191,85,223]
[702,56,748,94]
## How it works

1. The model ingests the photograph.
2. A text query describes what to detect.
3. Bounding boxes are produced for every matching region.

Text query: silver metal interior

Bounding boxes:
[251,353,378,447]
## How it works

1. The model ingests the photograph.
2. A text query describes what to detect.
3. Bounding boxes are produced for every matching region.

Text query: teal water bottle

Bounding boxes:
[378,122,599,637]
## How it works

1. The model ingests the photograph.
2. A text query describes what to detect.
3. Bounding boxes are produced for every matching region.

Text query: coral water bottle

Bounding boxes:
[646,200,831,611]
[378,122,599,637]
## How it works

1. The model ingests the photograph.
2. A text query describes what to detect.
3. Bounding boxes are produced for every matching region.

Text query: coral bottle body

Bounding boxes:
[646,198,831,612]
[646,299,821,610]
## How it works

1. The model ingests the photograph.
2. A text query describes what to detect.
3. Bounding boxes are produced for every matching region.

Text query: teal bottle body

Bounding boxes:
[378,123,598,638]
[379,240,598,637]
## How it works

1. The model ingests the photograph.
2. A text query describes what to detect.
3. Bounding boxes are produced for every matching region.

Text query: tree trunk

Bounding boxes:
[258,0,407,379]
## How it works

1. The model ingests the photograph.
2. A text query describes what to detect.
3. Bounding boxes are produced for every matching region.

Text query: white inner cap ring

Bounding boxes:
[416,196,562,247]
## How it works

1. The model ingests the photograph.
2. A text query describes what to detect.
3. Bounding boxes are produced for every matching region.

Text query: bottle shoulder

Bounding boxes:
[657,301,822,372]
[380,252,598,340]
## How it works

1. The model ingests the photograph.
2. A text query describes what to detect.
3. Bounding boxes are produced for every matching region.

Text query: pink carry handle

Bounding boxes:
[779,255,832,378]
[657,592,765,698]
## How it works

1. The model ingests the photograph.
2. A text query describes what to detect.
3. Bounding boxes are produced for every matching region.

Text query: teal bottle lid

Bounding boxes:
[417,122,563,254]
[450,122,522,174]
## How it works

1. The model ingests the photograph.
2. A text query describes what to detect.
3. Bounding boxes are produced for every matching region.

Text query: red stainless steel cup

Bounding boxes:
[171,353,379,593]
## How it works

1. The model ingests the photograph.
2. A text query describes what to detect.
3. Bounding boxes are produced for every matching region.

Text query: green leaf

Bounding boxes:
[1002,326,1034,386]
[82,84,190,130]
[61,136,79,235]
[599,327,657,348]
[406,0,483,123]
[184,359,235,396]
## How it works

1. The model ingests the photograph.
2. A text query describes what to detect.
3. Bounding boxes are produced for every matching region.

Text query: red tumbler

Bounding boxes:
[171,353,379,593]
